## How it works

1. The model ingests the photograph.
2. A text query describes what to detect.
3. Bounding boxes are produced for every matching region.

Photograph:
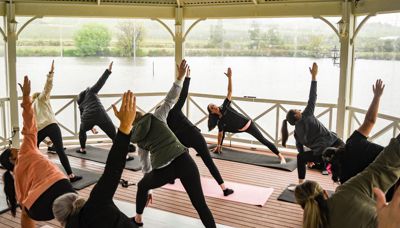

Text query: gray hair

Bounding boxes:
[52,193,86,225]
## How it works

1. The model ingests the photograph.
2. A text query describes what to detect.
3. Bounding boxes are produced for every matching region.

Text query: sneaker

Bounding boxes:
[126,155,135,161]
[223,188,234,196]
[130,217,143,227]
[288,185,296,192]
[76,149,86,154]
[69,175,82,183]
[128,144,136,152]
[322,170,329,175]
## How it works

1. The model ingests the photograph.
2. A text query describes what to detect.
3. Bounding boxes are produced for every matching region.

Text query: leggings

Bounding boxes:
[37,123,72,175]
[136,152,216,228]
[79,115,116,149]
[26,179,75,221]
[244,122,279,155]
[176,127,224,185]
[297,139,344,179]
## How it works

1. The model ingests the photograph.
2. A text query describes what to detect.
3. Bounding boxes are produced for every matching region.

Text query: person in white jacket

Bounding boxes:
[32,60,82,182]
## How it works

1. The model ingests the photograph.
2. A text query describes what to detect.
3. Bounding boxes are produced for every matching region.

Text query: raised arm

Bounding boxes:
[357,79,385,137]
[90,62,113,94]
[302,63,318,116]
[172,68,191,111]
[39,60,55,100]
[225,68,232,101]
[154,60,187,122]
[18,76,38,155]
[88,91,136,202]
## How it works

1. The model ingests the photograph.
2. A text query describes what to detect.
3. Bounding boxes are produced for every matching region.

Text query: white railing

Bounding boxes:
[0,97,10,148]
[347,106,400,144]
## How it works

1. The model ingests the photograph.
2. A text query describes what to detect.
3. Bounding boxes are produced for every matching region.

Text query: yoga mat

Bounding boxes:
[208,145,297,172]
[0,183,11,214]
[162,177,273,206]
[114,200,231,228]
[56,164,102,190]
[64,145,142,171]
[277,184,335,204]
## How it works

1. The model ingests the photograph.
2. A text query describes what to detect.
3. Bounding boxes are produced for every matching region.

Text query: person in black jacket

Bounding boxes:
[207,68,286,164]
[167,64,234,196]
[53,90,138,228]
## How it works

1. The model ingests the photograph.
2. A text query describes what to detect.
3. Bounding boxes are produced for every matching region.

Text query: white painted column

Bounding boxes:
[336,1,355,140]
[5,3,20,147]
[174,7,184,78]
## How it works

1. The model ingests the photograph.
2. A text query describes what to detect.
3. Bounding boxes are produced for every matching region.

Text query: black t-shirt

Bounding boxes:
[340,130,384,183]
[217,98,249,133]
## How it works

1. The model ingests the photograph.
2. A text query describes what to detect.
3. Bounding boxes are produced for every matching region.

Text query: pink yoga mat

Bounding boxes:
[162,177,273,206]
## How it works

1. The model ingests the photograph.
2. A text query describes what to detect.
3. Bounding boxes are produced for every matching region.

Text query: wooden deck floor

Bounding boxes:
[0,145,337,228]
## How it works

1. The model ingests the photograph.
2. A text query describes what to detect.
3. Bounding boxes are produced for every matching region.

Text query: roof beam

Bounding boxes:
[354,0,400,15]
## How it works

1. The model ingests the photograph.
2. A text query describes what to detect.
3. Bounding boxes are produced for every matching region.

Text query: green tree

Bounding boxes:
[74,24,111,56]
[208,20,224,48]
[116,21,145,57]
[308,35,323,57]
[248,21,261,49]
[265,27,282,46]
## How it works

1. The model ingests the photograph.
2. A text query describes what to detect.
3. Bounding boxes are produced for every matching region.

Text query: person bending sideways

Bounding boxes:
[294,132,400,228]
[53,90,139,228]
[0,76,77,228]
[207,67,286,164]
[33,60,81,182]
[130,60,216,228]
[167,61,234,196]
[281,63,344,189]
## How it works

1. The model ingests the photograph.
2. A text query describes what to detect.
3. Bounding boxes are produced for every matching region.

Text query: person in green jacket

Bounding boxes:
[294,133,400,228]
[130,60,216,228]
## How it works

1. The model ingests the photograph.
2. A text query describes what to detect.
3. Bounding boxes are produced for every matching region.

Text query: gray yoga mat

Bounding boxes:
[64,145,142,171]
[0,183,11,214]
[278,184,334,204]
[56,164,102,190]
[208,145,297,172]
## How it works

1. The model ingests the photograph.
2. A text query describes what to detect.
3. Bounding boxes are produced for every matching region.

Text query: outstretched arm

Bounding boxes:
[39,60,54,100]
[302,63,318,116]
[90,62,113,94]
[225,68,233,101]
[172,68,191,111]
[357,79,385,137]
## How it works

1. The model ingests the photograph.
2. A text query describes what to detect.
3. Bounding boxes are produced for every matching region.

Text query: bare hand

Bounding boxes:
[307,162,315,168]
[49,60,55,74]
[145,193,153,207]
[186,67,191,78]
[374,187,400,228]
[309,62,318,79]
[176,59,188,80]
[373,79,385,98]
[108,61,113,72]
[224,68,232,78]
[112,90,136,135]
[18,76,31,97]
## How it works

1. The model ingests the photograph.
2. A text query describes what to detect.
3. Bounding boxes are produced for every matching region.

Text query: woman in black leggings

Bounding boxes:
[207,67,286,164]
[131,60,215,228]
[167,67,233,196]
[53,91,138,228]
[33,61,81,182]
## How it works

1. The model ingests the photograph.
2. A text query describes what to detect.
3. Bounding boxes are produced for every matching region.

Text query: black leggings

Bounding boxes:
[26,179,75,221]
[176,127,224,185]
[79,116,116,149]
[136,152,216,228]
[244,122,279,155]
[37,123,72,175]
[297,139,344,179]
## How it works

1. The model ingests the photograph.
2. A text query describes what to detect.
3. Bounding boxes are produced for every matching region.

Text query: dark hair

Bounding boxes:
[281,110,298,147]
[0,149,18,217]
[322,146,345,183]
[207,105,219,131]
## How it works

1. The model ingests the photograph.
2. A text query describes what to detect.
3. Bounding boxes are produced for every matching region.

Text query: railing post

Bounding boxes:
[175,7,184,79]
[336,1,355,140]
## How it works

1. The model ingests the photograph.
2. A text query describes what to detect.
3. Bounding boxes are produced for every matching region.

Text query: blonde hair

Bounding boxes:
[52,193,86,226]
[294,181,328,228]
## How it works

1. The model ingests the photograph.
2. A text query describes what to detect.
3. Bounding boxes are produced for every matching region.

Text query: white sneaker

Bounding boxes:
[280,158,287,165]
[288,185,296,192]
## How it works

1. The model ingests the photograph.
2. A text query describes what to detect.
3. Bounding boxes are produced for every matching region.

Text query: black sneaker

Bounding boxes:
[76,149,86,154]
[130,217,143,227]
[223,188,234,196]
[69,175,82,183]
[126,155,135,161]
[129,144,136,153]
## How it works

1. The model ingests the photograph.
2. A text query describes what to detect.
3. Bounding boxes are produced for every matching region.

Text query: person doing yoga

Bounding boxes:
[52,90,139,228]
[294,132,400,228]
[207,67,286,164]
[281,63,344,187]
[0,76,76,227]
[130,60,216,228]
[167,62,234,196]
[33,60,81,182]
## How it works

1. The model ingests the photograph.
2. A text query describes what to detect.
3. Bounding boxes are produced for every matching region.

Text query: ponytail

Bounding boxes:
[295,181,328,228]
[3,171,18,217]
[281,120,289,147]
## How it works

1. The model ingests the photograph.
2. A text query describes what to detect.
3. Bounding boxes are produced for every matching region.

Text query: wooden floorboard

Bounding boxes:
[0,144,338,228]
